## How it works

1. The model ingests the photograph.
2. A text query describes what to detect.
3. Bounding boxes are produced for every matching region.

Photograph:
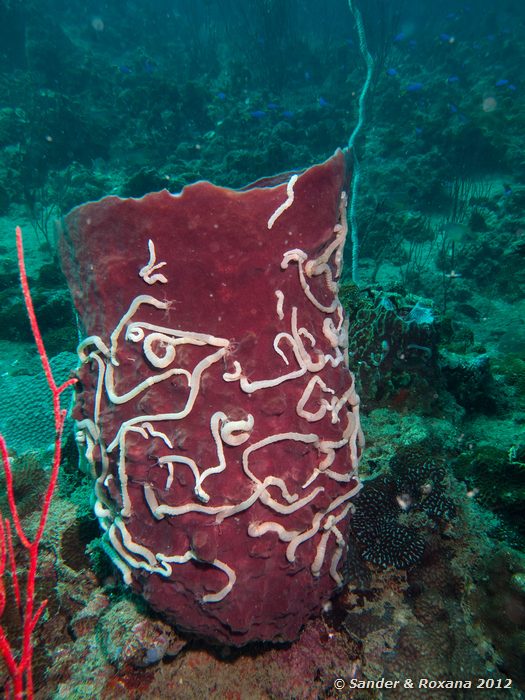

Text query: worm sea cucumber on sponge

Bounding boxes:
[58,149,363,645]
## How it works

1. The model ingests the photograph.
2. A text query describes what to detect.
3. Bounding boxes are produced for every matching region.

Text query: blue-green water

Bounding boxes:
[0,1,524,697]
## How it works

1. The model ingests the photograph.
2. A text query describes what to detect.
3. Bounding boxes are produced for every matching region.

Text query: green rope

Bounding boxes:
[347,0,374,284]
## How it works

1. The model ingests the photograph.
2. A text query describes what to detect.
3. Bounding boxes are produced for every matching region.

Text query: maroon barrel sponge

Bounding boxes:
[58,149,363,645]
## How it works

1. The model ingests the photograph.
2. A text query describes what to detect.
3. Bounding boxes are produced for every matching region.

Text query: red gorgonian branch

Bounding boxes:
[0,226,77,699]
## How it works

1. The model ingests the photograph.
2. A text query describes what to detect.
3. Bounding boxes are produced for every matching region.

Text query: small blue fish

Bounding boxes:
[386,68,398,77]
[267,102,279,110]
[282,110,294,119]
[216,91,226,100]
[250,110,266,119]
[318,96,329,107]
[447,75,459,83]
[440,33,452,42]
[406,82,423,92]
[393,32,405,42]
[118,65,132,74]
[495,79,509,87]
[449,103,458,113]
[508,84,517,91]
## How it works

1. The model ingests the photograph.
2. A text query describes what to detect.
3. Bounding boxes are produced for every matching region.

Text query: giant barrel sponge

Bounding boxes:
[58,149,363,645]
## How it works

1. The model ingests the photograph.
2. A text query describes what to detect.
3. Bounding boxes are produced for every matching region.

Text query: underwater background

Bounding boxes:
[0,0,524,697]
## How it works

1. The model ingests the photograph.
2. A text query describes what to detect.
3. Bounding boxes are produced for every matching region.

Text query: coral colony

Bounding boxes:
[0,228,77,699]
[58,150,363,645]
